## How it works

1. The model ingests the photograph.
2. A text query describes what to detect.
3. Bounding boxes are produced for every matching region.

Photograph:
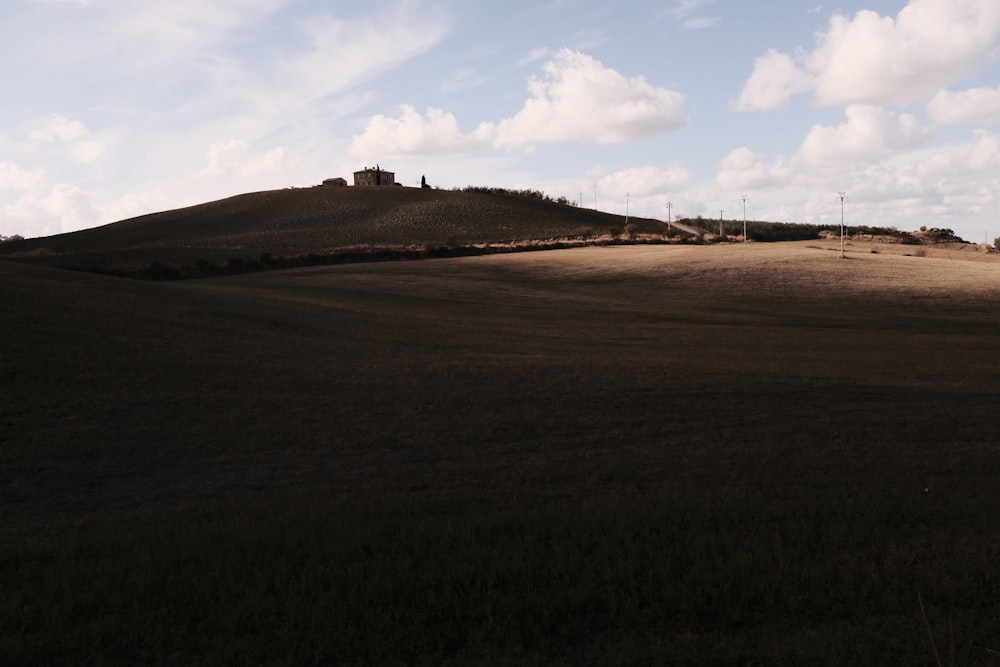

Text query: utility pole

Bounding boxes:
[594,184,598,210]
[666,201,673,229]
[719,210,724,236]
[625,192,630,225]
[741,195,748,243]
[838,192,848,258]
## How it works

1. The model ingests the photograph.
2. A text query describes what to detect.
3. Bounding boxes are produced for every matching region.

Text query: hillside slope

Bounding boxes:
[0,186,660,275]
[4,244,1000,664]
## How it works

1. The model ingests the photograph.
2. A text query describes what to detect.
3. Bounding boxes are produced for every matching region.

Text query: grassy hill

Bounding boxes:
[2,184,985,280]
[0,186,665,277]
[4,239,1000,664]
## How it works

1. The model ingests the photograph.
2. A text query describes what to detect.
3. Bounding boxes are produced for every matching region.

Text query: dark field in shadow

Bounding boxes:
[3,242,1000,665]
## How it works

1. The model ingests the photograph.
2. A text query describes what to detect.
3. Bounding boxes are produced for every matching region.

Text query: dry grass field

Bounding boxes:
[3,237,1000,665]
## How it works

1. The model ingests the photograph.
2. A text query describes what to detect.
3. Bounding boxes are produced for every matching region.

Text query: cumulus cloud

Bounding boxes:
[597,165,690,198]
[736,0,1000,110]
[350,50,687,156]
[964,130,1000,171]
[350,106,489,157]
[707,127,1000,236]
[30,115,87,143]
[716,147,791,190]
[202,140,287,177]
[845,135,1000,220]
[487,49,687,149]
[928,87,1000,125]
[733,50,812,112]
[28,114,106,163]
[0,161,44,192]
[2,184,100,236]
[796,105,933,165]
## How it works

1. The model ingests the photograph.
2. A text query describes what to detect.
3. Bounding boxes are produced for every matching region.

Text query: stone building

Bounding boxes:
[353,165,395,186]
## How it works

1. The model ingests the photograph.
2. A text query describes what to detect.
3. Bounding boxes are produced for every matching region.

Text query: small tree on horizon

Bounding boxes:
[994,236,1000,251]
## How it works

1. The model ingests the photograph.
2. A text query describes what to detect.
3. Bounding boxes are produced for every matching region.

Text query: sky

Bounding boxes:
[3,0,1000,243]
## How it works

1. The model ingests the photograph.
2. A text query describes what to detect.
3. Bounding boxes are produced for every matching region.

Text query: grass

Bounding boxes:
[0,186,665,278]
[3,240,1000,664]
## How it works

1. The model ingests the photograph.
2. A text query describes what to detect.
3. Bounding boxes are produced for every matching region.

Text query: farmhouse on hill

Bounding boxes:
[321,177,347,187]
[354,165,395,186]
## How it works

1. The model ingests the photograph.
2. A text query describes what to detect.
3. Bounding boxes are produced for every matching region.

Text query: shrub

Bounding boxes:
[194,258,216,274]
[144,262,180,280]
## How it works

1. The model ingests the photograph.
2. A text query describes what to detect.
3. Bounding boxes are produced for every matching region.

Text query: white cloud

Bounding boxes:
[517,48,552,67]
[737,0,1000,110]
[486,49,687,149]
[28,114,106,164]
[2,184,100,236]
[30,115,87,143]
[70,140,106,164]
[796,105,933,165]
[843,138,1000,222]
[716,147,791,190]
[283,6,450,101]
[99,188,172,224]
[706,128,1000,237]
[440,67,490,94]
[668,0,721,29]
[734,50,812,112]
[965,130,1000,171]
[103,0,286,65]
[350,105,488,157]
[597,165,690,198]
[0,161,44,192]
[202,140,287,177]
[350,50,688,157]
[928,87,1000,125]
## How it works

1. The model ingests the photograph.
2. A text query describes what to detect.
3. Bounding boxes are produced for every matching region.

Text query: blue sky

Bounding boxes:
[3,0,1000,242]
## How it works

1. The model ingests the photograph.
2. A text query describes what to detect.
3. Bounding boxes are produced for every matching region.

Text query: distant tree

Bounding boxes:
[421,175,429,189]
[994,236,1000,251]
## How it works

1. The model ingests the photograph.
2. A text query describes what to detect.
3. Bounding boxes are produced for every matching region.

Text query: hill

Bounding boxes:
[3,241,1000,664]
[0,185,665,277]
[2,184,988,280]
